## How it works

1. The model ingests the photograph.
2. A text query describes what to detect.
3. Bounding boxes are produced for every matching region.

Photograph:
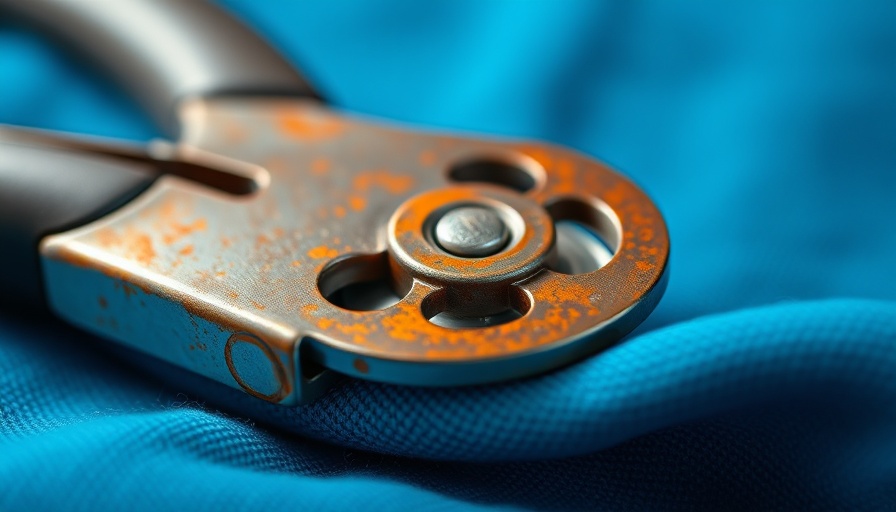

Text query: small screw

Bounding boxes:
[434,205,509,257]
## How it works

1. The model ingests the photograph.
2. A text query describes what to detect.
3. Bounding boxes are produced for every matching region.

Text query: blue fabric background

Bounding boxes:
[2,1,896,510]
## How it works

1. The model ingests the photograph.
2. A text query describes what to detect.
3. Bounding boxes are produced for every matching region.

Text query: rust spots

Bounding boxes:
[311,158,331,175]
[130,234,156,265]
[317,317,376,344]
[326,274,603,360]
[353,170,414,195]
[348,196,367,211]
[379,301,424,343]
[635,260,655,272]
[307,246,339,259]
[42,99,668,388]
[304,147,668,362]
[553,159,577,194]
[95,229,116,247]
[353,358,369,374]
[95,228,157,265]
[113,280,141,299]
[279,112,345,139]
[162,218,207,245]
[98,296,108,309]
[520,145,554,169]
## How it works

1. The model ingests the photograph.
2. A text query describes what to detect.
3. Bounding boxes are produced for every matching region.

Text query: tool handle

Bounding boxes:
[0,143,156,308]
[2,0,319,136]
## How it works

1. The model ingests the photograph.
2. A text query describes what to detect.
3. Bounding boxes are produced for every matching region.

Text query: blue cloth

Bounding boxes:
[2,1,896,510]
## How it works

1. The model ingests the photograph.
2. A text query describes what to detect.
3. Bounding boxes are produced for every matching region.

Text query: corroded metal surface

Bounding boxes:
[40,97,669,404]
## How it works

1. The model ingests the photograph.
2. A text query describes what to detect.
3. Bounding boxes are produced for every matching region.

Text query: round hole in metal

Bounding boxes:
[447,155,540,192]
[545,197,620,275]
[318,252,405,311]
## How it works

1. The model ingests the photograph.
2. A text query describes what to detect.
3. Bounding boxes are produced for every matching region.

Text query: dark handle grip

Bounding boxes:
[0,142,156,308]
[2,0,319,136]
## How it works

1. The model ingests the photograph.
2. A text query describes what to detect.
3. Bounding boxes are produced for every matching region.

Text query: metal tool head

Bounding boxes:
[1,0,668,404]
[40,97,669,404]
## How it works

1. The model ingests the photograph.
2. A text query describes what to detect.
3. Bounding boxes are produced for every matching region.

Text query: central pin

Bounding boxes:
[433,205,509,257]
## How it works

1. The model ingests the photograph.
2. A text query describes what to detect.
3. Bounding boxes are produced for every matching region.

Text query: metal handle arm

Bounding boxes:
[3,0,319,136]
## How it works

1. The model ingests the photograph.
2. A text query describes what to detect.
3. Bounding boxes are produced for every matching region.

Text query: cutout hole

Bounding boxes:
[298,340,328,382]
[447,156,539,192]
[0,128,260,196]
[420,287,531,329]
[546,198,620,275]
[318,252,404,311]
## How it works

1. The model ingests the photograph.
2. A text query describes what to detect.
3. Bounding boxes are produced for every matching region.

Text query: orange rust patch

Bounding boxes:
[635,260,655,272]
[311,158,331,175]
[178,244,194,256]
[96,228,157,266]
[96,229,117,247]
[520,145,554,169]
[307,246,339,259]
[353,358,370,374]
[333,206,346,218]
[352,170,414,194]
[348,196,366,211]
[251,300,266,310]
[278,112,345,139]
[227,290,239,299]
[162,218,207,245]
[317,317,375,344]
[553,159,577,194]
[291,260,302,267]
[131,233,156,265]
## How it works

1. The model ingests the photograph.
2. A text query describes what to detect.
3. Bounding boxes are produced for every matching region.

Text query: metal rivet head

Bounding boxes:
[434,205,509,257]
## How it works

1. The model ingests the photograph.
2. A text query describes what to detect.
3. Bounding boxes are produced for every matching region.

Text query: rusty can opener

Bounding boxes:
[0,0,669,404]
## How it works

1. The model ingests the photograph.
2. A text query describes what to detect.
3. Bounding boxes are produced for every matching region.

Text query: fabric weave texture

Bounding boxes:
[2,1,895,510]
